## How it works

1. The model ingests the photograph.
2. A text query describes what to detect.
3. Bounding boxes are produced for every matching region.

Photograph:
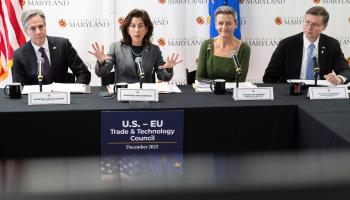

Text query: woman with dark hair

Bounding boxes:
[89,9,181,84]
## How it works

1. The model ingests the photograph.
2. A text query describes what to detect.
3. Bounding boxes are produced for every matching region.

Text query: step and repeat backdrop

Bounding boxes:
[20,0,350,85]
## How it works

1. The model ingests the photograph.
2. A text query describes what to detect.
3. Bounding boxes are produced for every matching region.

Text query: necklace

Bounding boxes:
[131,47,143,57]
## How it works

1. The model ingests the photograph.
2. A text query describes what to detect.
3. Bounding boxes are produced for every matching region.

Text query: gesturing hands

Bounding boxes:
[88,42,112,64]
[160,53,182,69]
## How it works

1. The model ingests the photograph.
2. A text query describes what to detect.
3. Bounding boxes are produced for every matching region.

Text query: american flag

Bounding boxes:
[0,0,26,83]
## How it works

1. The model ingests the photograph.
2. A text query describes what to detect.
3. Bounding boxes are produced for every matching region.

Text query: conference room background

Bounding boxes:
[4,0,350,86]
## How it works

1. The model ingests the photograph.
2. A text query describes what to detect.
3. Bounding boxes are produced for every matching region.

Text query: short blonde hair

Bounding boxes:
[214,6,237,23]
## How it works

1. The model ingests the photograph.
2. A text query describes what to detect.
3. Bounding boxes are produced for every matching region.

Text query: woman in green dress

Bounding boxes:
[196,6,250,82]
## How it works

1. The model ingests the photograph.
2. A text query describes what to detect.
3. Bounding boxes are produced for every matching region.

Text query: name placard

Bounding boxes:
[308,86,349,100]
[117,88,158,102]
[101,110,183,155]
[233,87,274,100]
[28,91,70,105]
[100,110,184,179]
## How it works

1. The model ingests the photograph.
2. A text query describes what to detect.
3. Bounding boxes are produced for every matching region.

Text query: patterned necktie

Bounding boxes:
[305,43,315,80]
[38,47,53,84]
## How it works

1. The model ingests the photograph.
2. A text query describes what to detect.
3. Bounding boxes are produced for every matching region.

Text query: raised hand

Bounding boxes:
[160,53,182,69]
[88,42,112,64]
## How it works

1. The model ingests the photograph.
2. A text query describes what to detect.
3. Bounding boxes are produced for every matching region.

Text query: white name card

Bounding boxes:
[28,91,70,105]
[233,87,274,100]
[308,86,349,100]
[117,88,158,102]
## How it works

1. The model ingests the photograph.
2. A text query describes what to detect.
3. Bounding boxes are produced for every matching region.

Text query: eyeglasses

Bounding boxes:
[304,20,324,28]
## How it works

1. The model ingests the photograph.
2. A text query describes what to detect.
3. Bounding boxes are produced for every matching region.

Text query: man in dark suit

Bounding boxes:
[263,6,350,85]
[13,9,91,85]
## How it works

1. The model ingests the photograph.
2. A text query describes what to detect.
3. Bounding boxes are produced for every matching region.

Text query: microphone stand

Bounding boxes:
[135,57,144,89]
[313,57,320,86]
[232,54,241,88]
[38,76,43,92]
[235,67,241,88]
[139,72,144,89]
[37,58,43,92]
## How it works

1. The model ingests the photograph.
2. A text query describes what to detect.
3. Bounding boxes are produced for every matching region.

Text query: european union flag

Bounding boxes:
[209,0,241,39]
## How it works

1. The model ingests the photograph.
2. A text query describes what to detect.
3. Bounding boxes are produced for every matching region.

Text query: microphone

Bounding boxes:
[37,51,44,92]
[232,53,241,88]
[312,50,320,86]
[135,57,144,88]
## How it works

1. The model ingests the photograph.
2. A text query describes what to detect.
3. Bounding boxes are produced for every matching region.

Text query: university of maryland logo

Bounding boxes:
[157,38,166,46]
[196,16,205,25]
[313,0,321,4]
[274,17,282,25]
[159,0,166,4]
[211,0,245,3]
[117,17,124,26]
[347,56,350,64]
[58,19,67,27]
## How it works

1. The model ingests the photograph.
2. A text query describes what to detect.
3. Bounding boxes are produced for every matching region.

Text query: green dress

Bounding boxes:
[196,38,250,82]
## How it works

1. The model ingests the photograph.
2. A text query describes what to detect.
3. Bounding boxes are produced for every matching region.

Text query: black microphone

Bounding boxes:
[312,50,320,86]
[135,57,144,88]
[232,53,241,88]
[37,51,44,92]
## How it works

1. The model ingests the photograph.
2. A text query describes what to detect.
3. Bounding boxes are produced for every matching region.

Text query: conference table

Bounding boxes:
[1,84,350,158]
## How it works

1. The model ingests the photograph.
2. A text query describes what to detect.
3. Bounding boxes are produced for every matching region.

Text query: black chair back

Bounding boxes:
[101,72,115,86]
[65,72,76,83]
[186,69,196,85]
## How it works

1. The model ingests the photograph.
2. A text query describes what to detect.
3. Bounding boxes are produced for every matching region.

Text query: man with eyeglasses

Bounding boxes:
[13,9,91,85]
[263,6,350,85]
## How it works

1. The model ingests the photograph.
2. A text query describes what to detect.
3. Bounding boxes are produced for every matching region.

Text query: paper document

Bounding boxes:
[193,80,256,92]
[22,83,90,94]
[107,82,182,94]
[287,79,335,86]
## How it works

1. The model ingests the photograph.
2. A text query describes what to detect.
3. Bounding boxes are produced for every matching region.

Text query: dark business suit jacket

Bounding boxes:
[13,36,91,85]
[95,42,173,84]
[263,32,350,83]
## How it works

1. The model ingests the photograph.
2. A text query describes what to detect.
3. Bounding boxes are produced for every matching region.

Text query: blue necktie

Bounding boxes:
[38,47,53,84]
[305,44,315,80]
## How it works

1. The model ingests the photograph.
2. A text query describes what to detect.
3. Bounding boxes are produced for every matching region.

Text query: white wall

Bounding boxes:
[22,0,350,85]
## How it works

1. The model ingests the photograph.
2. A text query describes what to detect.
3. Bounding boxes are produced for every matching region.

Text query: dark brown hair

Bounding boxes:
[306,6,329,25]
[120,9,153,46]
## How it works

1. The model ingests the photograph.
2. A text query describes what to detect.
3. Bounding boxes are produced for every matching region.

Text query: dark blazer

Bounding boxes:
[95,42,173,84]
[263,32,350,83]
[13,36,91,85]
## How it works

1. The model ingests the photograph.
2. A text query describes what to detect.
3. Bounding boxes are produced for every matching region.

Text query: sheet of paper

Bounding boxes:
[193,80,256,92]
[128,82,182,93]
[107,82,182,94]
[22,83,90,94]
[287,79,335,86]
